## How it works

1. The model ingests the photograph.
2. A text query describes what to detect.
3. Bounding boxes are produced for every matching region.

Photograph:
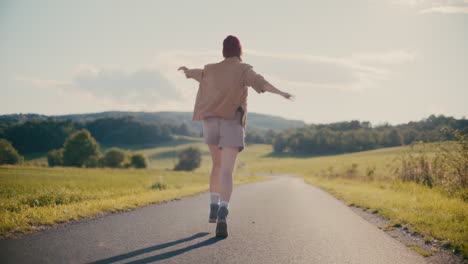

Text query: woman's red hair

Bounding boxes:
[223,35,242,59]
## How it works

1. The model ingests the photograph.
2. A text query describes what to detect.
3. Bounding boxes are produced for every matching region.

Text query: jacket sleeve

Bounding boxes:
[185,68,203,82]
[242,65,267,94]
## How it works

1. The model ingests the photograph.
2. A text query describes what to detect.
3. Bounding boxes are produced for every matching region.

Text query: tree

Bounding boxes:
[0,122,7,139]
[85,116,173,145]
[84,155,100,168]
[400,128,419,145]
[101,148,125,168]
[130,153,148,168]
[264,129,276,144]
[174,146,201,171]
[62,129,100,167]
[0,138,22,165]
[273,133,288,153]
[173,123,192,136]
[380,129,402,147]
[47,148,63,167]
[245,130,265,143]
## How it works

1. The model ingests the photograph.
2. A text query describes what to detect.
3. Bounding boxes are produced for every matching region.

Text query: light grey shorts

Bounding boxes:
[203,110,245,152]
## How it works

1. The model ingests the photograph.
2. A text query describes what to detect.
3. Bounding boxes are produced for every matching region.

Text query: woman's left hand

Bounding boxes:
[281,92,294,100]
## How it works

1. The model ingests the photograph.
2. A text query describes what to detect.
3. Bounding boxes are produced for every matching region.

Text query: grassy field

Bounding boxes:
[235,142,445,178]
[3,139,467,257]
[0,137,264,238]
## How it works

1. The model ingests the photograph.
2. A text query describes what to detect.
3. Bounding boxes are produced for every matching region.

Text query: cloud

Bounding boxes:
[154,49,415,92]
[391,0,468,14]
[420,5,468,13]
[71,66,181,103]
[390,0,428,5]
[247,49,415,91]
[15,65,184,111]
[351,50,417,64]
[15,48,416,114]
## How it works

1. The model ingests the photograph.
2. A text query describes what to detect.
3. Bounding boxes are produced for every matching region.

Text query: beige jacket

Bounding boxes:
[185,57,269,128]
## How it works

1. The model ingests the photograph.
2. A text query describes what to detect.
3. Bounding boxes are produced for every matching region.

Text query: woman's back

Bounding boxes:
[189,57,267,124]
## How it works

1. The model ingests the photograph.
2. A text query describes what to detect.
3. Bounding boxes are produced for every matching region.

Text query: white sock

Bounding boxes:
[210,193,220,204]
[220,201,229,208]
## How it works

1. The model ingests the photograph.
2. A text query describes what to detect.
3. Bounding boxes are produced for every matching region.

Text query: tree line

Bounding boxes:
[1,114,466,157]
[246,115,468,155]
[0,116,193,154]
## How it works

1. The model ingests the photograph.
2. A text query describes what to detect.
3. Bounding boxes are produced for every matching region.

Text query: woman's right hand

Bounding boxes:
[178,66,188,72]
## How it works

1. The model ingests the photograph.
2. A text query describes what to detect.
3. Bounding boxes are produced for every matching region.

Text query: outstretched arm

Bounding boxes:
[178,66,203,82]
[262,82,292,100]
[243,66,292,100]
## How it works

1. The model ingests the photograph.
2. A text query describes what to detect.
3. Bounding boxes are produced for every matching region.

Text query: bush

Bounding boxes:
[245,130,265,143]
[122,162,132,168]
[47,148,63,167]
[101,148,125,168]
[130,153,147,168]
[62,129,100,167]
[0,138,22,165]
[273,133,289,153]
[174,146,201,171]
[151,182,167,190]
[84,155,101,168]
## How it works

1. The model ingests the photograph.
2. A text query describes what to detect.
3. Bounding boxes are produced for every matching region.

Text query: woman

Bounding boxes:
[178,35,292,238]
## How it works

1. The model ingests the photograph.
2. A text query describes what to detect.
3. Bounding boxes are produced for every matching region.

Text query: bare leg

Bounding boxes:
[207,144,221,193]
[219,147,239,202]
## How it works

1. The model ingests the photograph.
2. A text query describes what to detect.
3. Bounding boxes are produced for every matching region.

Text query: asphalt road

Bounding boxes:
[0,175,427,264]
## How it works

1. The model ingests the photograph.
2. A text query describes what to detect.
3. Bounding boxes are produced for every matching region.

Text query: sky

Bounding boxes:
[1,0,467,125]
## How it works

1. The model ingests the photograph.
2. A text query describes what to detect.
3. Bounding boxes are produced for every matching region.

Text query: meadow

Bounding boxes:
[1,138,466,257]
[0,137,264,238]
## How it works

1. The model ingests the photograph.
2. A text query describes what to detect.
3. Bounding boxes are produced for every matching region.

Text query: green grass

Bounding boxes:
[232,143,439,180]
[406,244,433,257]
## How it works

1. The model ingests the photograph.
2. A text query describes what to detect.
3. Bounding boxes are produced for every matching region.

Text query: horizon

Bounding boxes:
[1,109,464,127]
[1,0,467,124]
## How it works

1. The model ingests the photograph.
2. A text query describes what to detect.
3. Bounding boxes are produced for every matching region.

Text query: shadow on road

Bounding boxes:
[89,232,223,264]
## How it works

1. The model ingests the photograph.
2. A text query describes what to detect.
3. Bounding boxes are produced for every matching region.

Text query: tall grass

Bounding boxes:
[395,129,467,199]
